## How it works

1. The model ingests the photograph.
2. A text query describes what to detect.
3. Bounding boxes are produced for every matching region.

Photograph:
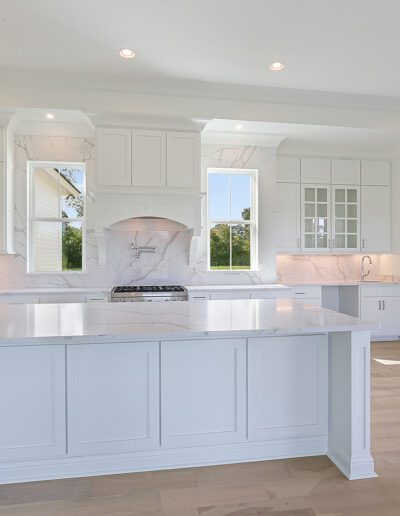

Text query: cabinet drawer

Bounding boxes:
[250,290,291,299]
[360,285,400,298]
[85,295,109,303]
[40,295,86,304]
[291,286,322,299]
[0,295,41,304]
[209,291,251,300]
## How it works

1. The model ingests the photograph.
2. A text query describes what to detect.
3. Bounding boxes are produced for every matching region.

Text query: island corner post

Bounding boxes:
[328,329,376,480]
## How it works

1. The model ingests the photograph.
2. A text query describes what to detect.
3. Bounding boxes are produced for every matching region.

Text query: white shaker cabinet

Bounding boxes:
[132,129,166,187]
[0,345,66,462]
[301,158,331,184]
[248,335,328,441]
[161,338,247,447]
[276,182,301,252]
[361,160,390,186]
[96,128,132,187]
[332,159,360,185]
[361,186,390,252]
[67,341,160,456]
[166,132,200,189]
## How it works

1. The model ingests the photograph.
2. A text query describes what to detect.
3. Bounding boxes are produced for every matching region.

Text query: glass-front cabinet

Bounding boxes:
[301,185,331,252]
[331,186,360,252]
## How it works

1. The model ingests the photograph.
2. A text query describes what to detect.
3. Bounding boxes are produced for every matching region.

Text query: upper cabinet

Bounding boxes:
[361,160,390,186]
[166,132,200,189]
[276,156,391,254]
[132,130,166,188]
[301,158,331,184]
[96,128,132,187]
[96,127,200,192]
[332,159,360,185]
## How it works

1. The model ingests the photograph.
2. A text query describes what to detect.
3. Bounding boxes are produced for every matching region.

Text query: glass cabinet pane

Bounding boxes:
[332,186,359,251]
[303,186,329,251]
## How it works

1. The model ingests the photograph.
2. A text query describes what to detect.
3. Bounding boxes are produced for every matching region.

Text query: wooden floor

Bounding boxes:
[1,341,400,516]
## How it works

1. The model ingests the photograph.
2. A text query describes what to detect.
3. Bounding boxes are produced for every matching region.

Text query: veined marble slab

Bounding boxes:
[0,287,110,295]
[0,299,375,345]
[185,284,290,292]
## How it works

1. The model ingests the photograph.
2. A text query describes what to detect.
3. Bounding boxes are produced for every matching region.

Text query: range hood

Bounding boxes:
[93,192,202,267]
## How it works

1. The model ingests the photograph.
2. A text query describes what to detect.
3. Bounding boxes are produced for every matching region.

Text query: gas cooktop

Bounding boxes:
[111,285,188,302]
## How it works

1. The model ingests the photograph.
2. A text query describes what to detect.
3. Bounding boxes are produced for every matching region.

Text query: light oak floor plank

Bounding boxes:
[1,340,400,515]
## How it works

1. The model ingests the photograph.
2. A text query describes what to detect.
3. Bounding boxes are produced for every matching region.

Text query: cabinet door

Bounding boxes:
[301,158,331,184]
[67,341,160,456]
[277,156,300,182]
[132,130,166,187]
[0,345,66,461]
[361,186,390,252]
[161,339,246,447]
[209,291,251,300]
[276,182,300,252]
[166,132,200,189]
[380,297,400,336]
[301,185,331,252]
[96,127,132,186]
[360,297,381,336]
[361,160,390,186]
[331,186,360,252]
[332,159,360,185]
[248,335,328,440]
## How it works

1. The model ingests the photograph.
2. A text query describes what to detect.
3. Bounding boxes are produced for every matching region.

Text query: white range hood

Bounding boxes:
[93,192,203,267]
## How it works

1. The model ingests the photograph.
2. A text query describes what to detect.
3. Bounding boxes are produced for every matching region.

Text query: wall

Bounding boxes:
[0,136,278,288]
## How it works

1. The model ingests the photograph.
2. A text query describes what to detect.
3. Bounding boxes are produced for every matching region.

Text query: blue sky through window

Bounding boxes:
[208,171,251,221]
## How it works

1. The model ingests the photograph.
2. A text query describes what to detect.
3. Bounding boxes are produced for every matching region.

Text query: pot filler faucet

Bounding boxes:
[360,255,372,281]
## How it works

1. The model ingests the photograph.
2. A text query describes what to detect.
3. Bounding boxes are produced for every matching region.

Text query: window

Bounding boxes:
[207,169,257,271]
[28,162,86,273]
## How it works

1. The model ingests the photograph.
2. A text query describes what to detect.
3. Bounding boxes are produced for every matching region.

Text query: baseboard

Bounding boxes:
[0,436,328,485]
[328,443,377,480]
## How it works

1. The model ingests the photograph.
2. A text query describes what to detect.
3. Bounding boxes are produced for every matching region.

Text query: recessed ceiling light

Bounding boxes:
[46,113,54,120]
[236,124,243,130]
[119,48,136,59]
[269,62,285,71]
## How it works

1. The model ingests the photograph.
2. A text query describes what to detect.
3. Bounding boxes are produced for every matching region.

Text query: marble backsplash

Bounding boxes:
[277,254,384,283]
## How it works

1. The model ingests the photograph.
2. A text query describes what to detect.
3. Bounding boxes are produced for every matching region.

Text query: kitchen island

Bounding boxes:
[0,299,376,483]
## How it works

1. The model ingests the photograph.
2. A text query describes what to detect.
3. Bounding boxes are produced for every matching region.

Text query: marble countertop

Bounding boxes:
[0,299,375,345]
[286,281,400,287]
[0,287,110,295]
[185,284,291,291]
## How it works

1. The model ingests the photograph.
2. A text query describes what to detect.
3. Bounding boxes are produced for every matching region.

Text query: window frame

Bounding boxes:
[207,167,258,272]
[27,160,87,274]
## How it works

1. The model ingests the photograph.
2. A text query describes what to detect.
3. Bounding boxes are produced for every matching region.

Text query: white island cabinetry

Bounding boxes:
[0,300,375,484]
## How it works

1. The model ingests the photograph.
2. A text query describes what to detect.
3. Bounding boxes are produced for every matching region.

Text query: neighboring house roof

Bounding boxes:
[43,167,81,195]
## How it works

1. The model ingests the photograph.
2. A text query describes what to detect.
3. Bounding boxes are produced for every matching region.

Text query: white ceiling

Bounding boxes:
[1,0,400,98]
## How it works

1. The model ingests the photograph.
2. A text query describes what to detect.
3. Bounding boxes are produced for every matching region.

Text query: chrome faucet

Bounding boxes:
[360,255,372,281]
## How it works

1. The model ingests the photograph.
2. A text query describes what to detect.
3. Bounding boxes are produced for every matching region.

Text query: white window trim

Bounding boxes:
[27,161,87,274]
[207,167,259,272]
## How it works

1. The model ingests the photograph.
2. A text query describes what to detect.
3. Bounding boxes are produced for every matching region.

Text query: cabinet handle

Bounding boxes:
[362,239,365,248]
[383,300,385,310]
[333,238,335,248]
[328,239,331,248]
[378,300,381,311]
[297,238,300,248]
